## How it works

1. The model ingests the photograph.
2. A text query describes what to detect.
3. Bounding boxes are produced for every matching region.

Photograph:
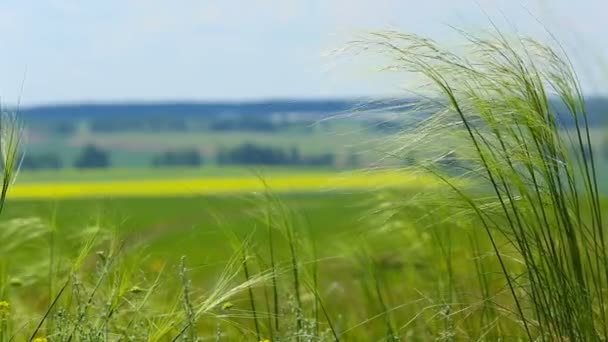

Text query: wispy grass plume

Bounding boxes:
[350,29,606,340]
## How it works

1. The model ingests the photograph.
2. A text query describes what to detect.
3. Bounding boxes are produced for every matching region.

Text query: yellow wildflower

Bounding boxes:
[33,338,48,342]
[259,340,270,342]
[221,302,234,310]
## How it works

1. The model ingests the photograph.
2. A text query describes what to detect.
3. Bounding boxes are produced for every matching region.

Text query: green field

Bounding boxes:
[2,191,456,340]
[14,165,340,183]
[0,190,530,340]
[5,188,605,340]
[2,193,368,271]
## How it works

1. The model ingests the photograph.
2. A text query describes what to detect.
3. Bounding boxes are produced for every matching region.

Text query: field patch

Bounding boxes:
[9,170,444,199]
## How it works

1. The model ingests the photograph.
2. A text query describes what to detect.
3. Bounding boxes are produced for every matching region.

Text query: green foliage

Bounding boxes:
[217,143,336,167]
[151,148,203,167]
[52,121,77,136]
[21,153,62,170]
[89,117,187,133]
[73,145,110,169]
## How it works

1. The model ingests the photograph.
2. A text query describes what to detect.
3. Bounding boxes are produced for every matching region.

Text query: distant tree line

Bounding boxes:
[20,100,355,120]
[216,143,334,166]
[28,121,78,137]
[21,153,63,170]
[208,117,313,133]
[20,144,112,170]
[52,121,77,135]
[20,143,344,171]
[209,117,279,132]
[87,116,314,133]
[152,148,203,167]
[74,145,111,169]
[90,118,188,132]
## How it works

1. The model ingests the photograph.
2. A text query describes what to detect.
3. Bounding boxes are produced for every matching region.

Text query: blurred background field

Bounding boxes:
[15,99,608,184]
[2,193,368,268]
[1,1,608,340]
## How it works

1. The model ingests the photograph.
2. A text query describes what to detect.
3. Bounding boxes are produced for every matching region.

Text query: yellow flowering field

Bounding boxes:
[8,170,445,199]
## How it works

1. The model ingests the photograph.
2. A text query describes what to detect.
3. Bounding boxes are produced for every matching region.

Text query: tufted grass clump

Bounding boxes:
[350,30,606,339]
[0,110,24,214]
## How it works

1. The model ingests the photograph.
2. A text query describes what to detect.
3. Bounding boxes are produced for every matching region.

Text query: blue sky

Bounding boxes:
[0,0,606,105]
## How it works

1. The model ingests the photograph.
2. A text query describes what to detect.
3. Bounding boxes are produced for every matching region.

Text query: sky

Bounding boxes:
[0,0,606,106]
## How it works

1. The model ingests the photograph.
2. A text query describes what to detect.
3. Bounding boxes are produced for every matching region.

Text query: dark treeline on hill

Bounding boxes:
[17,97,607,129]
[20,147,112,170]
[152,149,203,167]
[208,117,279,132]
[86,115,315,133]
[19,100,360,120]
[217,143,335,166]
[52,121,77,135]
[74,145,111,169]
[208,117,313,133]
[21,153,62,170]
[21,143,343,171]
[90,117,188,132]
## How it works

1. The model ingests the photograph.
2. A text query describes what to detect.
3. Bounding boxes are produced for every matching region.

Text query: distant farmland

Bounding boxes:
[9,169,444,199]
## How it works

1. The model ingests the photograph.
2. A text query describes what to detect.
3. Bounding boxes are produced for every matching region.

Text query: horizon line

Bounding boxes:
[12,94,608,109]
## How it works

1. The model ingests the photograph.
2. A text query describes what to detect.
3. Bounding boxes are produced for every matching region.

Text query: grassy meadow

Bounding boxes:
[2,187,550,341]
[2,30,608,342]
